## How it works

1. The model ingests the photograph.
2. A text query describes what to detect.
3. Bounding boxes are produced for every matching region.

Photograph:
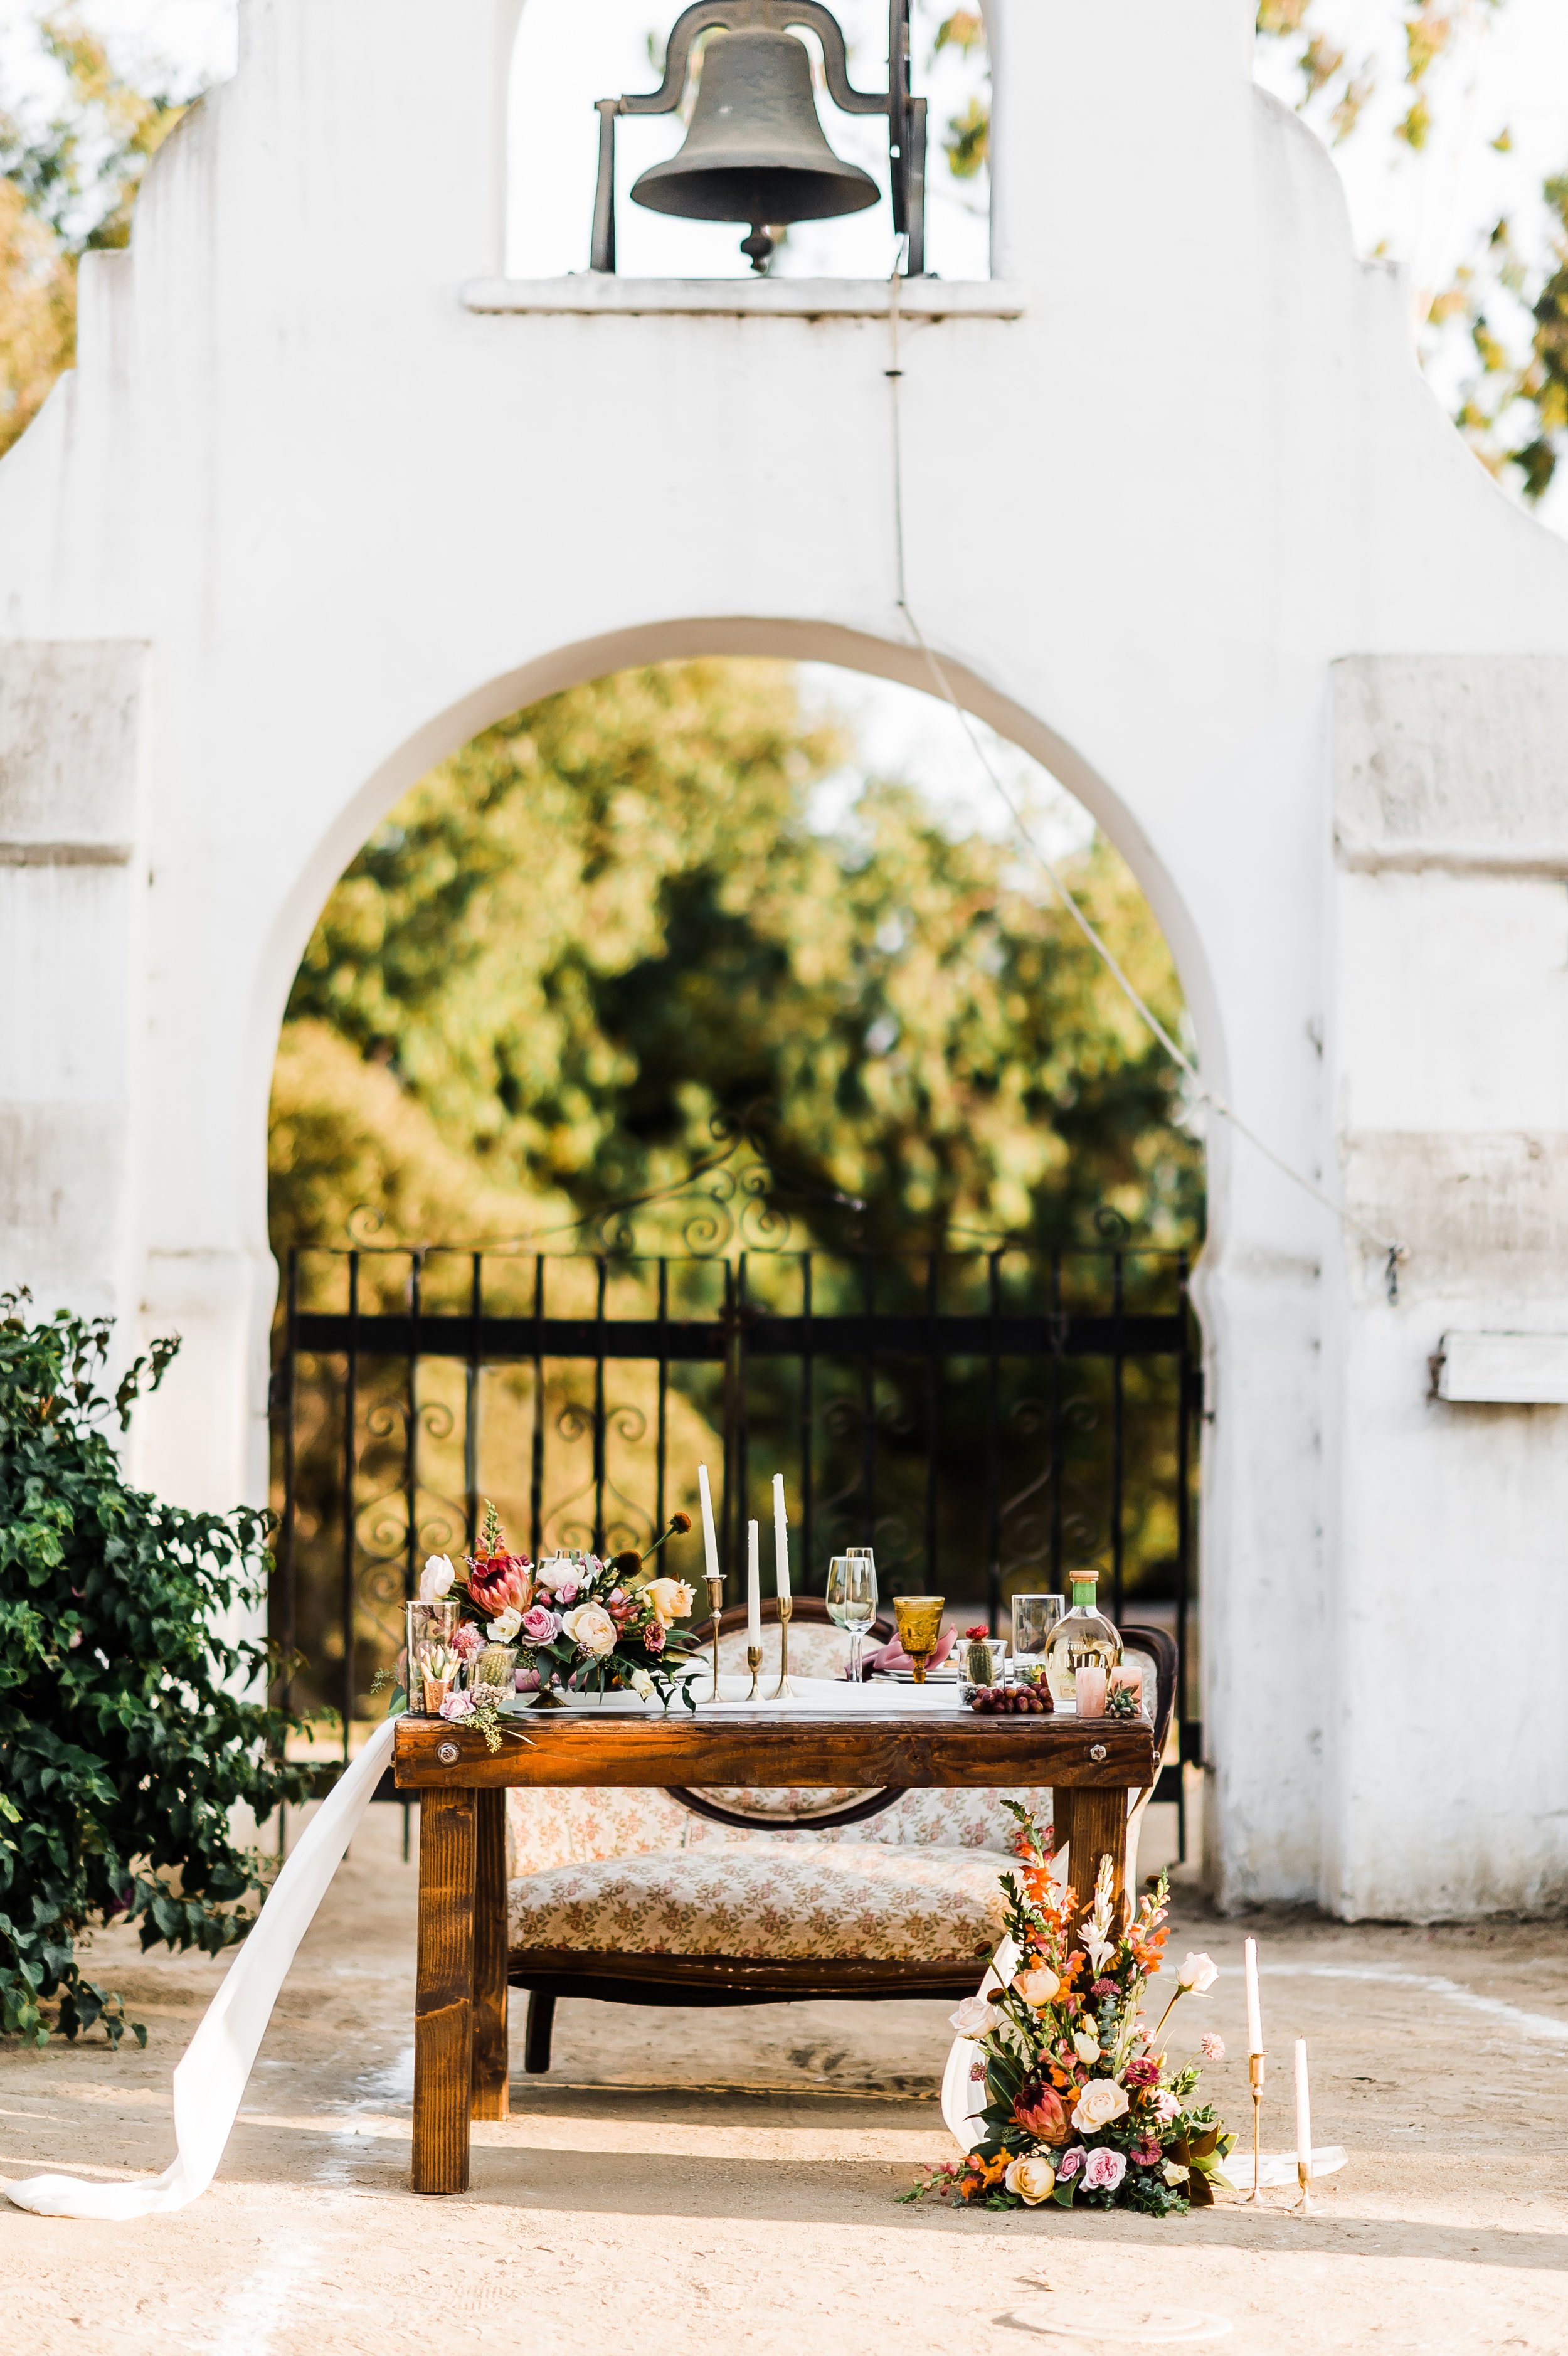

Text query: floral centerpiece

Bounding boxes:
[413,1501,700,1733]
[903,1803,1234,2214]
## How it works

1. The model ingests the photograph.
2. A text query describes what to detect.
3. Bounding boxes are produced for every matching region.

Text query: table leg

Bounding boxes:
[470,1787,510,2121]
[1064,1785,1131,1943]
[412,1785,475,2195]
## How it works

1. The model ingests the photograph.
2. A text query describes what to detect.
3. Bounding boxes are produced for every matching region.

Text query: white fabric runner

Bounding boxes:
[531,1672,965,1714]
[3,1714,397,2220]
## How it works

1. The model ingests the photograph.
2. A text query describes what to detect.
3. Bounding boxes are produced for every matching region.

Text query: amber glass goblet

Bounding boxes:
[893,1594,945,1684]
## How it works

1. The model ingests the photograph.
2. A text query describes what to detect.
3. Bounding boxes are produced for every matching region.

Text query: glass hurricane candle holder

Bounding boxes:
[958,1633,1007,1699]
[406,1600,462,1716]
[469,1641,519,1698]
[1010,1593,1064,1673]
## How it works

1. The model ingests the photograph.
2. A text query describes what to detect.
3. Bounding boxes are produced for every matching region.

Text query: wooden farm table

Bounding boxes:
[393,1707,1157,2195]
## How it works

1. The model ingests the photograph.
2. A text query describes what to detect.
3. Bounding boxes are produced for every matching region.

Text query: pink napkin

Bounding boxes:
[859,1626,956,1678]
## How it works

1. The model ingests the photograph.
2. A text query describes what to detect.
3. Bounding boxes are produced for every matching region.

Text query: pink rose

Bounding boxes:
[1056,2145,1086,2182]
[451,1623,485,1663]
[1202,2034,1225,2061]
[514,1669,541,1693]
[438,1690,475,1722]
[520,1604,560,1644]
[556,1581,580,1607]
[1081,2147,1126,2193]
[1153,2089,1180,2123]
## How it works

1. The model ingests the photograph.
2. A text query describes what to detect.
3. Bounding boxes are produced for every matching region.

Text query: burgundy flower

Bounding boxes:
[1090,1978,1120,1997]
[1129,2136,1162,2167]
[1012,2083,1069,2144]
[1123,2056,1161,2090]
[468,1554,532,1618]
[644,1619,666,1654]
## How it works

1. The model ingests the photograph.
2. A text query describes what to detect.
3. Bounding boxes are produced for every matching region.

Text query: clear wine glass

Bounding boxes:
[825,1552,878,1684]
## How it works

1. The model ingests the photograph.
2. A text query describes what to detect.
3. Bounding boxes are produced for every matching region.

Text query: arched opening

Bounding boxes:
[266,647,1209,1872]
[506,0,993,280]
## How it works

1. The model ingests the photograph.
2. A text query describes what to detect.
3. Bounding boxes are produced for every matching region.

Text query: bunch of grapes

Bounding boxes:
[966,1683,1050,1715]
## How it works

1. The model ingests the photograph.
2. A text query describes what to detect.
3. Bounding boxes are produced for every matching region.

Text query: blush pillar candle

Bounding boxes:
[746,1518,761,1648]
[1244,1936,1264,2056]
[772,1471,791,1603]
[697,1463,721,1589]
[1074,1664,1108,1717]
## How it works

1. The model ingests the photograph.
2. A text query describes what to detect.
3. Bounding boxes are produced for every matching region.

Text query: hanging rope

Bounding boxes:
[882,253,1407,1304]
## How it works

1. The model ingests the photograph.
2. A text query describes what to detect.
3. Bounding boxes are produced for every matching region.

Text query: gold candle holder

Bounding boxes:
[704,1573,724,1703]
[1293,2158,1314,2214]
[771,1595,795,1700]
[746,1643,762,1700]
[1246,2051,1266,2202]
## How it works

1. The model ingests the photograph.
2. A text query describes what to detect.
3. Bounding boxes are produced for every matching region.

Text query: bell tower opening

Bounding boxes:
[506,0,992,282]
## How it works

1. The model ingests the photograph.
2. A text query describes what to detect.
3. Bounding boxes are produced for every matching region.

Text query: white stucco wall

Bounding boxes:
[1,0,1564,1917]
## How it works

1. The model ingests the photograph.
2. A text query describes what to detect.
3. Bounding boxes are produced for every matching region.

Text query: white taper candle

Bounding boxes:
[697,1463,721,1588]
[1244,1936,1263,2056]
[747,1519,761,1647]
[772,1471,791,1602]
[1294,2038,1312,2173]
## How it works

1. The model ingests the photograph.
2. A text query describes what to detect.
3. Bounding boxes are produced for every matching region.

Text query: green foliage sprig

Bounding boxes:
[0,1295,310,2047]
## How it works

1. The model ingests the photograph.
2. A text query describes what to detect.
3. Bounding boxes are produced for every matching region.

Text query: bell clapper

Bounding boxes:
[741,225,775,273]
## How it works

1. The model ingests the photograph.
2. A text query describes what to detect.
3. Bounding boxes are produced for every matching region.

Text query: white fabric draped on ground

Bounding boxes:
[3,1714,397,2221]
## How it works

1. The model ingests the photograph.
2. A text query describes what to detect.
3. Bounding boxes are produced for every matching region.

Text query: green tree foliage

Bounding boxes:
[0,1300,307,2045]
[277,661,1201,1262]
[0,13,190,459]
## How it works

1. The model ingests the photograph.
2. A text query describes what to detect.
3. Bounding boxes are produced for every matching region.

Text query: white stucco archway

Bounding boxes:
[3,0,1567,1922]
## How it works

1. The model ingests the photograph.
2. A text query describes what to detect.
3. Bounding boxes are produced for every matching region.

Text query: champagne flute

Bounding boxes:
[825,1552,878,1683]
[893,1594,945,1685]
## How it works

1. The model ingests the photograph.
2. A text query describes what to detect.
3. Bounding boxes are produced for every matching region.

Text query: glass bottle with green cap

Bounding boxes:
[1042,1568,1122,1708]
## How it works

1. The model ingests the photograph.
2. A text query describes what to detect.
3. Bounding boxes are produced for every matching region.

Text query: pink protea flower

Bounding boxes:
[1012,2083,1069,2143]
[1202,2034,1226,2061]
[468,1554,533,1618]
[1081,2147,1126,2193]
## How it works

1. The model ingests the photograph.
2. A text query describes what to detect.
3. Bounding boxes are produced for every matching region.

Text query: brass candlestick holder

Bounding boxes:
[1293,2158,1314,2214]
[746,1642,762,1699]
[1246,2052,1266,2201]
[704,1573,724,1704]
[771,1595,795,1700]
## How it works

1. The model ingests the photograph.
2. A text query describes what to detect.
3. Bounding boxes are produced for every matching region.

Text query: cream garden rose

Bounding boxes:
[562,1601,617,1655]
[1073,2028,1101,2064]
[1012,1963,1060,2007]
[487,1606,523,1644]
[948,1995,1000,2038]
[1177,1951,1218,1993]
[1071,2077,1130,2133]
[643,1576,696,1625]
[1004,2155,1056,2205]
[418,1554,455,1602]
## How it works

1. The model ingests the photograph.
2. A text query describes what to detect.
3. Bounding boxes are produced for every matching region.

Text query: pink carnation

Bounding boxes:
[1081,2147,1126,2193]
[451,1623,485,1663]
[1202,2034,1226,2061]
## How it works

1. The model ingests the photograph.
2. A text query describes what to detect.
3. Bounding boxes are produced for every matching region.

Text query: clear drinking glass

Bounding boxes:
[825,1552,879,1683]
[1011,1593,1064,1681]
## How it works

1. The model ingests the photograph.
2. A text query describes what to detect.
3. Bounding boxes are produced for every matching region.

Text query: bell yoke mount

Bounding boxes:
[590,0,926,277]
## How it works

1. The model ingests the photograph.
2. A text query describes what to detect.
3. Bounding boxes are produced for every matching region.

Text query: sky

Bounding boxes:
[4,0,1566,827]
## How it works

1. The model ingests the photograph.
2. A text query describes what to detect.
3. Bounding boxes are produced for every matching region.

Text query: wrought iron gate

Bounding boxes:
[270,1228,1201,1817]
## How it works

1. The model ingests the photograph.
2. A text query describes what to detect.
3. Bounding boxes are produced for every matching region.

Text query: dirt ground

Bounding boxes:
[2,1802,1566,2356]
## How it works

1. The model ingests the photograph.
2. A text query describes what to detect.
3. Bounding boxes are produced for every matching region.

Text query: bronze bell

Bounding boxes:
[631,28,879,271]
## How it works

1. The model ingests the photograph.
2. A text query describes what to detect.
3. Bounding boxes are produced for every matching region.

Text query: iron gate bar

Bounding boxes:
[985,1251,1001,1631]
[924,1253,939,1588]
[655,1258,669,1538]
[340,1249,359,1766]
[529,1256,546,1562]
[1049,1251,1064,1592]
[290,1309,1186,1360]
[799,1253,815,1582]
[861,1256,876,1552]
[592,1256,608,1556]
[1111,1251,1125,1623]
[403,1250,422,1609]
[464,1253,482,1553]
[278,1247,299,1717]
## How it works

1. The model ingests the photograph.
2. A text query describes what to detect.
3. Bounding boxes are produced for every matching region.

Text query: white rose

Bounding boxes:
[1004,2155,1056,2205]
[534,1556,582,1594]
[563,1601,617,1656]
[1161,2160,1189,2186]
[418,1554,455,1602]
[1071,2077,1130,2134]
[488,1606,523,1643]
[630,1669,654,1700]
[949,1995,1000,2039]
[1073,2029,1101,2064]
[1177,1951,1219,1993]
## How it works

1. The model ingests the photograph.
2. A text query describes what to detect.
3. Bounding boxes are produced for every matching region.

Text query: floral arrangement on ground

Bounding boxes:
[408,1502,699,1735]
[904,1803,1234,2215]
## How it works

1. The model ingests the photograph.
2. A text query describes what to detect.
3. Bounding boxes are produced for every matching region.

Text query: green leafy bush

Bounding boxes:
[0,1295,307,2046]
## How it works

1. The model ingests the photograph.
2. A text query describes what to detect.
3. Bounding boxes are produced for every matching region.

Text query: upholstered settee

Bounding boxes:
[506,1601,1174,2072]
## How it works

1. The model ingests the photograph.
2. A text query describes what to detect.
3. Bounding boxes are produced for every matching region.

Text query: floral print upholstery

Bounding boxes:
[507,1838,1022,1963]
